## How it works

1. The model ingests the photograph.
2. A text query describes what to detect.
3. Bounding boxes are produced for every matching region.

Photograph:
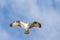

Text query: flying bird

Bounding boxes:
[10,20,41,34]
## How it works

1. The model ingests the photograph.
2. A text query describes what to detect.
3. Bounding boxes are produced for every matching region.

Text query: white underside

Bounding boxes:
[20,21,29,30]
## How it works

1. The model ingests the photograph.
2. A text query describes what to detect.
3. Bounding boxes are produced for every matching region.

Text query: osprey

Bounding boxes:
[10,20,41,34]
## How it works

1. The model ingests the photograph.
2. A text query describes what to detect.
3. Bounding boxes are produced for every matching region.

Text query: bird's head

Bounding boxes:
[10,20,21,27]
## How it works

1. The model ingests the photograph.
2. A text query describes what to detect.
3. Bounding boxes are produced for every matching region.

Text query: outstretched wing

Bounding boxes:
[29,21,41,28]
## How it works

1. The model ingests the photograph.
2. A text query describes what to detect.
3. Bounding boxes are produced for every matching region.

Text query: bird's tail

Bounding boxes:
[24,30,29,34]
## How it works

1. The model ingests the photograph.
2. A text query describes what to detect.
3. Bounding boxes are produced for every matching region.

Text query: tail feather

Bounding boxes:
[24,30,29,34]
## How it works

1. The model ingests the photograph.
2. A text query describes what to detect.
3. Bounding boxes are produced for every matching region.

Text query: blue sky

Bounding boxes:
[0,0,60,40]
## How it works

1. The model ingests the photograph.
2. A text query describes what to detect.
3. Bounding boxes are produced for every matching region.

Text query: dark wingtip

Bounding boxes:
[10,24,12,27]
[33,21,38,24]
[39,23,41,28]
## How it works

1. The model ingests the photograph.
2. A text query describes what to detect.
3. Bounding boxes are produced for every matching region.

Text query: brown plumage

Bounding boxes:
[10,20,41,34]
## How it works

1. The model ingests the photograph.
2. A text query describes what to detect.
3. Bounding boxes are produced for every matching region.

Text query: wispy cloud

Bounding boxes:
[8,0,60,40]
[0,24,12,40]
[0,0,7,8]
[0,0,60,40]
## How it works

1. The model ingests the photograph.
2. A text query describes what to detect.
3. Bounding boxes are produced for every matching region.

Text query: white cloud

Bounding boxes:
[0,13,4,23]
[0,25,11,40]
[0,24,22,40]
[1,0,60,40]
[0,0,7,8]
[55,0,60,2]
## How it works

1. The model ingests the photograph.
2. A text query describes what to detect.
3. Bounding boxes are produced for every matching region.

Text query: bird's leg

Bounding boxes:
[24,29,29,34]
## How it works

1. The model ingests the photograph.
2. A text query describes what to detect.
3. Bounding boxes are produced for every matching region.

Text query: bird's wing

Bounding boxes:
[29,21,41,28]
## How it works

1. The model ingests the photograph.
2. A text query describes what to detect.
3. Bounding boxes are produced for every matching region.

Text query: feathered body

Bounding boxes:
[10,20,41,34]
